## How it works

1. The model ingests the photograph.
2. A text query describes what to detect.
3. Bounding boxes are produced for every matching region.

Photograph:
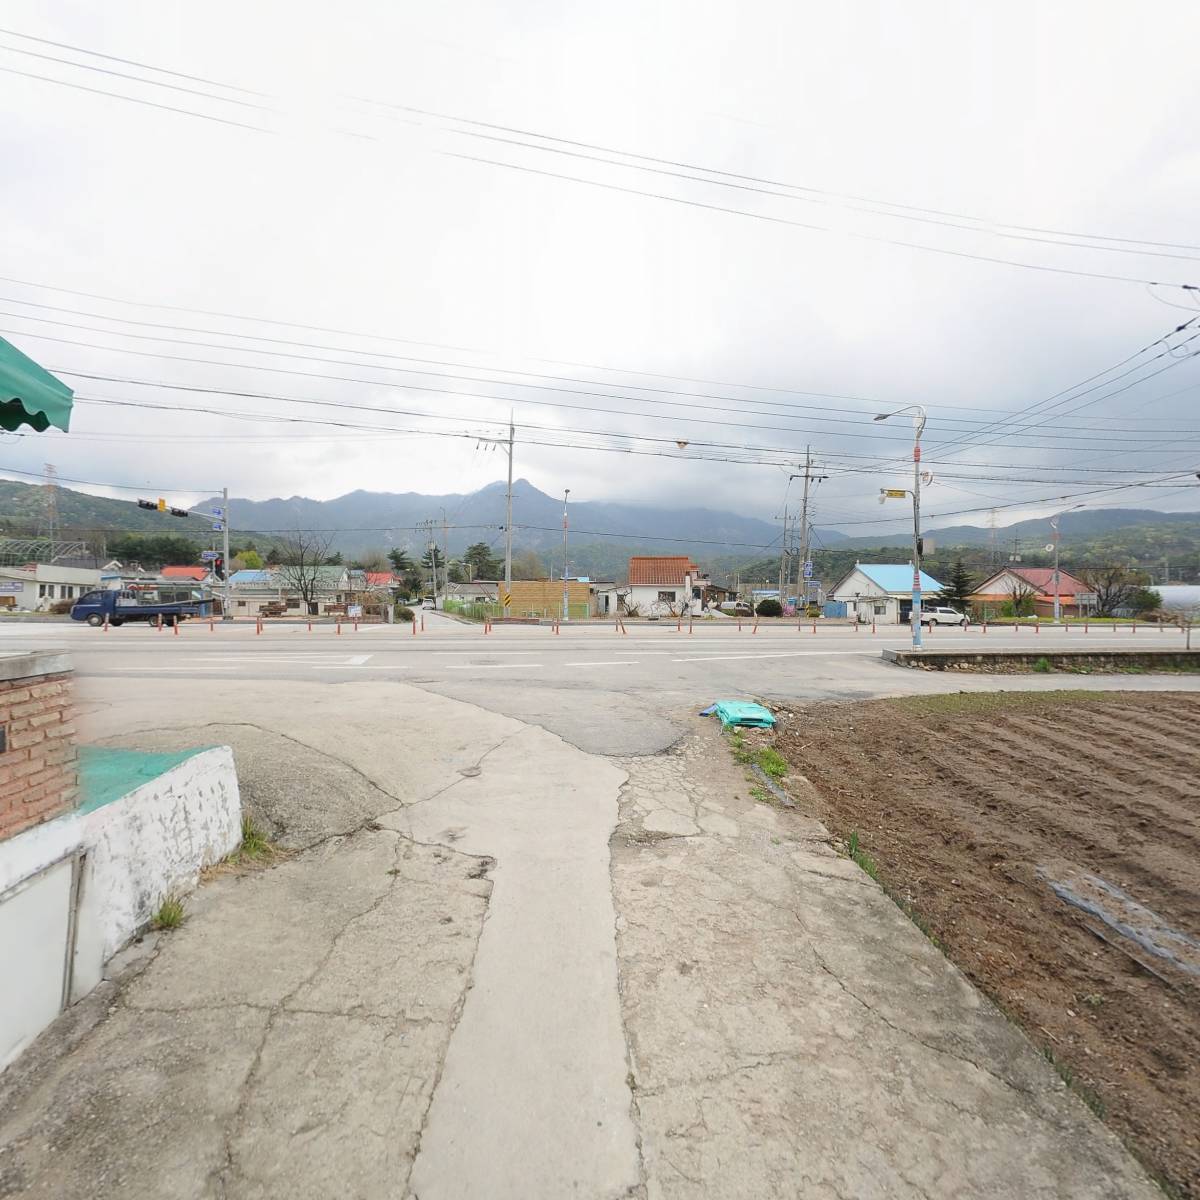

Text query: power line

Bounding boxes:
[8,272,1200,426]
[3,34,1196,288]
[7,23,1198,268]
[6,294,1200,435]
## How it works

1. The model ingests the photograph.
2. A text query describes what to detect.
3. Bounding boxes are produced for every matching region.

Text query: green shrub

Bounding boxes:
[756,598,783,618]
[1033,656,1052,673]
[395,604,415,623]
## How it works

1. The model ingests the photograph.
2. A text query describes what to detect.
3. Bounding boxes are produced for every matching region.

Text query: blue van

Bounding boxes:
[70,586,214,627]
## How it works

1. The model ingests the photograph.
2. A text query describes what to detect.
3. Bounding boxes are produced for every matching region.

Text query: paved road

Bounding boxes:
[4,615,1194,755]
[2,615,1187,1197]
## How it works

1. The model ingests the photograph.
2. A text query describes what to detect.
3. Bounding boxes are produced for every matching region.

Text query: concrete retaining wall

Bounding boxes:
[0,747,240,1068]
[883,648,1200,673]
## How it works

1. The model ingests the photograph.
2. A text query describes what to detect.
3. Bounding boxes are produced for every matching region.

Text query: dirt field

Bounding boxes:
[773,690,1200,1199]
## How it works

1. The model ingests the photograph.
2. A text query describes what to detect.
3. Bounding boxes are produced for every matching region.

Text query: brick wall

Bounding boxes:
[0,667,77,841]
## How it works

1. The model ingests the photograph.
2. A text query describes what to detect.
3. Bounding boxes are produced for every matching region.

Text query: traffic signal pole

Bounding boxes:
[222,486,231,621]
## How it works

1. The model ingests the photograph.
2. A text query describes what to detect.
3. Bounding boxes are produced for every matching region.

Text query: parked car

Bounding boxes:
[420,596,436,609]
[718,600,754,616]
[921,605,968,627]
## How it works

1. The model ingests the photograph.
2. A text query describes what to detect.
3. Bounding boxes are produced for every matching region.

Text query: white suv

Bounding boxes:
[921,606,968,627]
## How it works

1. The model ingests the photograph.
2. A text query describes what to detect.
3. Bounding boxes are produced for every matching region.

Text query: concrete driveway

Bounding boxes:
[0,624,1175,1198]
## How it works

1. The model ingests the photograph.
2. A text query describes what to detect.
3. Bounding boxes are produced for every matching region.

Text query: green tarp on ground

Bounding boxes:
[0,335,74,432]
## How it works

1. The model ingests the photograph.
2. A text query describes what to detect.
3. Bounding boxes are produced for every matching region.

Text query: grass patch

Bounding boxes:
[151,895,185,930]
[756,747,789,779]
[846,830,879,881]
[238,814,272,860]
[1032,656,1053,673]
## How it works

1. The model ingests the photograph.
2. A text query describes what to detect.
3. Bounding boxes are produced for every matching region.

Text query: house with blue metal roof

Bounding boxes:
[829,562,944,625]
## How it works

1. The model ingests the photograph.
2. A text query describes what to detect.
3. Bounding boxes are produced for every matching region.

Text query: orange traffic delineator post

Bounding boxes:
[1035,620,1040,635]
[411,617,417,635]
[157,614,163,631]
[688,616,694,635]
[420,614,425,632]
[872,620,876,634]
[210,616,215,633]
[307,619,312,632]
[336,620,342,636]
[812,621,817,635]
[1132,621,1136,634]
[103,616,109,633]
[752,618,759,635]
[353,619,359,632]
[174,619,180,636]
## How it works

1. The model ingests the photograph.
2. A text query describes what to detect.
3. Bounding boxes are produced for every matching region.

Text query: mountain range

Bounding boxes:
[1,478,1197,578]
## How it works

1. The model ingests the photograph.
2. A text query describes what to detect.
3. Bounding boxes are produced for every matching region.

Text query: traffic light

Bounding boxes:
[137,499,156,510]
[212,556,226,580]
[169,507,189,518]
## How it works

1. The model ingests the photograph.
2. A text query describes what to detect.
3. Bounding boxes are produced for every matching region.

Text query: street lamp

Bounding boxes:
[875,405,928,649]
[1050,504,1085,622]
[561,488,571,622]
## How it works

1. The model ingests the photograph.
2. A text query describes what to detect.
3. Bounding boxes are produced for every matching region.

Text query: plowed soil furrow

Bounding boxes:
[774,691,1200,1200]
[1087,708,1200,772]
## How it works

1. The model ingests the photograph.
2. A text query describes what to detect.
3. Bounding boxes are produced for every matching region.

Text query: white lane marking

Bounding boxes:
[347,654,372,665]
[565,661,638,668]
[443,663,544,670]
[311,664,409,670]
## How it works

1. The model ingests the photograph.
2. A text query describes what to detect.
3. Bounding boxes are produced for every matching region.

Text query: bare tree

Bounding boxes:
[1007,578,1039,618]
[1080,566,1138,617]
[275,530,335,615]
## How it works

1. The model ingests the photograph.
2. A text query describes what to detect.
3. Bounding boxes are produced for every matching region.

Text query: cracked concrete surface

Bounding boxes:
[611,718,1158,1199]
[1,676,1161,1198]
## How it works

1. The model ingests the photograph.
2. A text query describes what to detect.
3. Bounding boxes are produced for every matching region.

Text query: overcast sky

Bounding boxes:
[2,0,1199,541]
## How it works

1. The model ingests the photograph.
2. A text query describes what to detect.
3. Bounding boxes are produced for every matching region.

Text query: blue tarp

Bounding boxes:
[701,700,777,728]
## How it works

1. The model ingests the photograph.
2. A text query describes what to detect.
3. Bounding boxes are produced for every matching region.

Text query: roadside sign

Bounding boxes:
[200,551,219,561]
[211,507,223,518]
[500,589,511,607]
[882,488,907,499]
[347,604,363,618]
[803,560,813,578]
[0,581,23,593]
[1078,592,1099,605]
[212,523,224,532]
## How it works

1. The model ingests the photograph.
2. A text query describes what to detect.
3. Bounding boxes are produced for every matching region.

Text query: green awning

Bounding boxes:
[0,335,74,432]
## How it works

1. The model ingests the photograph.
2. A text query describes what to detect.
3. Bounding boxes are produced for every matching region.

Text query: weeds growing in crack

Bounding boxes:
[151,895,185,931]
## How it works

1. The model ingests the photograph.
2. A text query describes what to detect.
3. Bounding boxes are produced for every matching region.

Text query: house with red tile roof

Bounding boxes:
[624,555,728,616]
[969,566,1089,617]
[161,565,211,582]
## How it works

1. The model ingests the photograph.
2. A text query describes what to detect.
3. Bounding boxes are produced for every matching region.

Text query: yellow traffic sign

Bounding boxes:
[882,489,907,499]
[500,589,512,607]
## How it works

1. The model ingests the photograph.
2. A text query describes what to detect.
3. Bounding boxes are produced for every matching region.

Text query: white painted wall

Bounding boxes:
[0,857,75,1069]
[0,746,241,1068]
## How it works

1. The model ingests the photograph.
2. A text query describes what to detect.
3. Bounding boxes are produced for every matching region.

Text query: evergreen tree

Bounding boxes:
[387,547,413,573]
[941,559,976,610]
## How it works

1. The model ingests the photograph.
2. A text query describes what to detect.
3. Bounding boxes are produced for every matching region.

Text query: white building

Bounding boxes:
[0,563,103,612]
[829,562,945,624]
[624,555,726,617]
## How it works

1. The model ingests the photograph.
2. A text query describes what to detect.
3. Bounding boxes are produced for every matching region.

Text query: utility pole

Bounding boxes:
[796,446,826,612]
[43,463,58,562]
[441,506,449,594]
[777,506,788,605]
[561,488,570,621]
[478,419,515,614]
[505,418,514,615]
[874,407,927,649]
[221,487,231,621]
